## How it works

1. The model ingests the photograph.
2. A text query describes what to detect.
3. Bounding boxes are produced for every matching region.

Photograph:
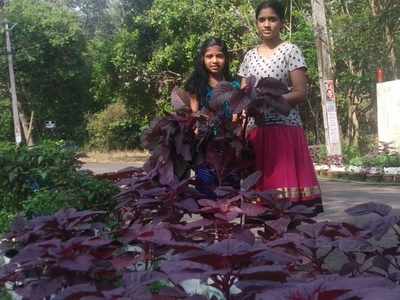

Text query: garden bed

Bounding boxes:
[315,165,400,184]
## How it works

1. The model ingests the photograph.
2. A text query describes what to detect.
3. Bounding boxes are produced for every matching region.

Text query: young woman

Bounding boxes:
[184,38,240,197]
[238,0,323,213]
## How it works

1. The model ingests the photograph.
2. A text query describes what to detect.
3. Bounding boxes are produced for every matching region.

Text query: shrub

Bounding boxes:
[86,101,148,150]
[308,144,327,164]
[0,140,118,232]
[343,143,362,165]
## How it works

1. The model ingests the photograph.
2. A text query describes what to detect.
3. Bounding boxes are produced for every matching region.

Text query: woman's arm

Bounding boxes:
[256,67,308,116]
[281,67,307,106]
[240,77,248,89]
[190,94,199,113]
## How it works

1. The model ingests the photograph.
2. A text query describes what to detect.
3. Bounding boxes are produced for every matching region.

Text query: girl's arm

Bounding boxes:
[281,67,307,106]
[190,94,199,113]
[240,77,248,88]
[257,67,307,116]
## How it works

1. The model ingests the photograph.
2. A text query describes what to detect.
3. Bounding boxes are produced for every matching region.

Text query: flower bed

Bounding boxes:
[315,164,400,184]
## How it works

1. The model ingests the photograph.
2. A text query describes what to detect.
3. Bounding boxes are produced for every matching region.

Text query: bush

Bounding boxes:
[86,101,148,150]
[0,140,118,232]
[349,153,400,168]
[308,144,327,164]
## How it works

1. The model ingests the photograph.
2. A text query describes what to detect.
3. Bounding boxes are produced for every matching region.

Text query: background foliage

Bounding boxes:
[0,0,398,151]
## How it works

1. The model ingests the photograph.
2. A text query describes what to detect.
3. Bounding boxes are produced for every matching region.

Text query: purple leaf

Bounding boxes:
[102,288,125,298]
[265,217,291,235]
[339,288,400,300]
[215,210,241,221]
[112,253,139,270]
[339,261,358,275]
[161,260,212,283]
[232,228,255,245]
[171,86,191,110]
[141,187,168,197]
[54,283,97,299]
[123,271,167,287]
[206,239,255,256]
[138,227,173,244]
[158,287,188,298]
[59,254,94,272]
[239,265,288,282]
[81,238,113,247]
[214,186,237,197]
[372,255,391,272]
[345,202,392,217]
[365,215,400,240]
[242,171,262,192]
[241,203,267,217]
[253,248,298,264]
[159,160,177,186]
[175,198,200,212]
[16,278,63,300]
[13,245,47,264]
[170,219,213,231]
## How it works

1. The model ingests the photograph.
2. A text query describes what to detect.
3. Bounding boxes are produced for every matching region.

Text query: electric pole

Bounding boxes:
[1,0,22,145]
[5,21,22,145]
[311,0,342,158]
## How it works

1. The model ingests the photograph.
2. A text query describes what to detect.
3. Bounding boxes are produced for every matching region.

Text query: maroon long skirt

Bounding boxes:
[248,125,323,213]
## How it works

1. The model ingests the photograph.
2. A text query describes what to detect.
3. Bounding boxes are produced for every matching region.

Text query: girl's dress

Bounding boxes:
[238,42,322,213]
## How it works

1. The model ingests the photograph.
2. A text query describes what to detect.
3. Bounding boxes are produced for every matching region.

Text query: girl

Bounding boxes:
[238,0,323,213]
[185,38,239,113]
[184,38,240,197]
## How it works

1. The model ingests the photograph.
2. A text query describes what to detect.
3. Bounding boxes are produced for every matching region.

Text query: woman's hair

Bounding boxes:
[184,38,232,105]
[255,0,285,20]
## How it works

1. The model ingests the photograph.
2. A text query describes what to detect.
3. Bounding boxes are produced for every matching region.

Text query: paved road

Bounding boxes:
[317,179,400,222]
[82,163,400,222]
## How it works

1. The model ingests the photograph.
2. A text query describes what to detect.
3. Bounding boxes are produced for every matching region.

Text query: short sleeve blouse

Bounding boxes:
[238,42,306,127]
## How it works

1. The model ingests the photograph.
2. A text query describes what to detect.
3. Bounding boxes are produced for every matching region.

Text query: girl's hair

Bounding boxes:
[184,38,232,105]
[255,0,285,20]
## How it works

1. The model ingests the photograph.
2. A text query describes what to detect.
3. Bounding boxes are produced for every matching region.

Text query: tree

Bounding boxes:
[328,0,399,148]
[0,0,91,142]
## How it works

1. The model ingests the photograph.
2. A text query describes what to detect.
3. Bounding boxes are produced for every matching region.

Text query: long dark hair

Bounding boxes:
[184,38,232,106]
[255,0,285,20]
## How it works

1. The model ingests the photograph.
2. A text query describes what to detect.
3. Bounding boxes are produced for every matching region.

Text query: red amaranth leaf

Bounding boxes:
[345,202,392,217]
[59,254,94,272]
[111,253,140,270]
[242,171,262,192]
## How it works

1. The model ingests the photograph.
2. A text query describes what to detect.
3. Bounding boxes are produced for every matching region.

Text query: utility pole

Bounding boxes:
[311,0,342,158]
[1,0,22,145]
[5,19,22,145]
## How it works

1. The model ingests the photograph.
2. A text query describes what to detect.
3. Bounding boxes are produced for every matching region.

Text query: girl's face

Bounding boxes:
[203,46,226,76]
[256,7,283,41]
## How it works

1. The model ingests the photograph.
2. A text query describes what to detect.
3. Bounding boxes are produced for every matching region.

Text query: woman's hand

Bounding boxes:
[256,89,292,116]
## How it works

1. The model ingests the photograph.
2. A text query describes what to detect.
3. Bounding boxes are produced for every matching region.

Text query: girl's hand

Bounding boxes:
[256,89,292,116]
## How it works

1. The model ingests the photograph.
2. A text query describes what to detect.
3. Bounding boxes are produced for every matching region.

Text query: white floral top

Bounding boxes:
[238,42,306,127]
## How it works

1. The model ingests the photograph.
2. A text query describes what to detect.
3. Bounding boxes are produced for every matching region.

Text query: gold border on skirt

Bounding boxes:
[275,186,321,199]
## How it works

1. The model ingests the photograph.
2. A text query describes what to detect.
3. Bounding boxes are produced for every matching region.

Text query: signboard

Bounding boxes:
[377,80,400,151]
[323,80,341,149]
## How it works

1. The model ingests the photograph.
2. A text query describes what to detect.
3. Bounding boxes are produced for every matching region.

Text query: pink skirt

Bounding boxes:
[248,125,322,213]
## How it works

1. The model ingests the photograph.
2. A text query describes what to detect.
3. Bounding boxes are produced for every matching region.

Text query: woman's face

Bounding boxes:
[256,7,283,41]
[203,46,226,76]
